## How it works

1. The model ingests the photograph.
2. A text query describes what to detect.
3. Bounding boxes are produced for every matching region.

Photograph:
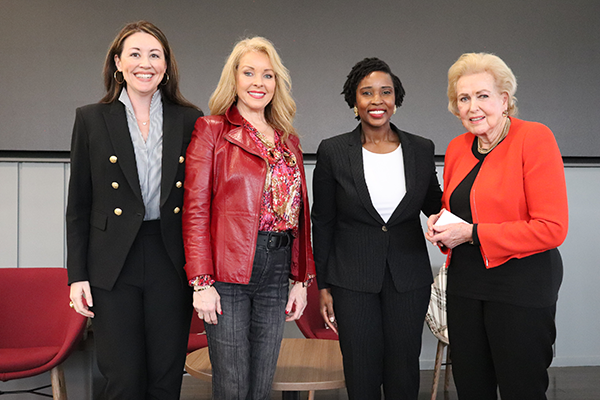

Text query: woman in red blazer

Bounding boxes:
[182,37,315,400]
[426,53,568,400]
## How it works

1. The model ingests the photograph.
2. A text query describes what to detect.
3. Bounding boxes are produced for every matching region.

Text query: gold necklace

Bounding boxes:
[478,118,511,154]
[254,128,275,149]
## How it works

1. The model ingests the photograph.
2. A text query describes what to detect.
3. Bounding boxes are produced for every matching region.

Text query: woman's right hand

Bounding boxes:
[69,281,95,318]
[425,210,444,246]
[193,286,221,325]
[319,288,338,334]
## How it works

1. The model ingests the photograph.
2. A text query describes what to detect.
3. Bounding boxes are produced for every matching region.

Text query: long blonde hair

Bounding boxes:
[447,52,518,117]
[209,37,297,140]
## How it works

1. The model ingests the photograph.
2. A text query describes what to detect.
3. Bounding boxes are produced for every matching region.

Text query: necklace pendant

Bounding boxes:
[142,121,148,126]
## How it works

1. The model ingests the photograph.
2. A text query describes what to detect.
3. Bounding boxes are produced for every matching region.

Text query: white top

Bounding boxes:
[362,145,406,223]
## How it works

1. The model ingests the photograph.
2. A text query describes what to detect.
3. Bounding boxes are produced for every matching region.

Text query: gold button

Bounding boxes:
[111,182,119,189]
[109,155,117,164]
[179,156,185,164]
[173,207,181,214]
[382,226,388,232]
[176,181,183,188]
[114,208,122,216]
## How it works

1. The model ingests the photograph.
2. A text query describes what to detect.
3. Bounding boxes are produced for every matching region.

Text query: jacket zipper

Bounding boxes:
[470,159,489,267]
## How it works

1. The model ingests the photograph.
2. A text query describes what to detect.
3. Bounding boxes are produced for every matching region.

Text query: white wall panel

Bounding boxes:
[553,168,600,366]
[18,163,66,267]
[64,163,70,267]
[0,163,18,267]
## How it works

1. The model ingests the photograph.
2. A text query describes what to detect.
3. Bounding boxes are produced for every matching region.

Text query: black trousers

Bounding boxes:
[91,221,192,400]
[331,267,430,400]
[447,294,557,400]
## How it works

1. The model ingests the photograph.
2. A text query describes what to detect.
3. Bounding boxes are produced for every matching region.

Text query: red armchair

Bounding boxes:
[0,268,88,399]
[295,283,338,340]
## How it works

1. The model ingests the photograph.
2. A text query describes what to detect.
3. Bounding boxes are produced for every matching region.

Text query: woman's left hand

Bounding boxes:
[285,283,308,322]
[428,222,474,249]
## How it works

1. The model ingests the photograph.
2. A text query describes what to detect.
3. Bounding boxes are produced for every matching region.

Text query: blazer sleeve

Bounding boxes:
[421,139,443,217]
[182,117,216,279]
[311,139,337,289]
[65,107,92,284]
[477,124,569,263]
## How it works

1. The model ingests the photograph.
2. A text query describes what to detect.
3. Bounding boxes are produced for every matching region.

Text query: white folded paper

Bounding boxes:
[434,209,468,227]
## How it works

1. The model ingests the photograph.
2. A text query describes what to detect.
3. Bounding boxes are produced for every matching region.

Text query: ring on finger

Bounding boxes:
[69,301,74,309]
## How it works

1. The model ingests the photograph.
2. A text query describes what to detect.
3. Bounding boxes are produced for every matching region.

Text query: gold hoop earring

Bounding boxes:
[393,105,397,114]
[353,106,359,117]
[113,70,124,84]
[502,109,508,117]
[160,72,170,86]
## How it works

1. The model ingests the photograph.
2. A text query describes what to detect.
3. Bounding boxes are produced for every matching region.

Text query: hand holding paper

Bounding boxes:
[426,209,473,249]
[433,209,468,228]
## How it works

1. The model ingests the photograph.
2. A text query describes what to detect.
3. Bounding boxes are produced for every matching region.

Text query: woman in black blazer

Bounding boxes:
[312,58,442,400]
[66,21,202,400]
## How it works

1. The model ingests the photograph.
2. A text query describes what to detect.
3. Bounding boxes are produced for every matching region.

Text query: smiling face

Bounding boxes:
[456,72,508,142]
[114,32,166,99]
[355,71,396,130]
[235,51,276,116]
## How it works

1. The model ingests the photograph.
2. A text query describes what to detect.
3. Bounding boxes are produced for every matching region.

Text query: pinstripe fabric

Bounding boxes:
[119,88,163,220]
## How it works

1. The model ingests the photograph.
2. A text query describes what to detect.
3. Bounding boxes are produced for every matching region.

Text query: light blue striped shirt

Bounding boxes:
[119,88,163,221]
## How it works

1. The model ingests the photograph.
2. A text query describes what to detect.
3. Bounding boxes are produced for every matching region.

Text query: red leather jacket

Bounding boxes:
[182,106,315,284]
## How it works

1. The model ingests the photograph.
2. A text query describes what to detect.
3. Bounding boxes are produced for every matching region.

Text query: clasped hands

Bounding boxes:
[425,209,474,250]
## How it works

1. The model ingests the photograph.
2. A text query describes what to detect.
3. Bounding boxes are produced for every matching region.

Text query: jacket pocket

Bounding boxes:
[90,210,107,231]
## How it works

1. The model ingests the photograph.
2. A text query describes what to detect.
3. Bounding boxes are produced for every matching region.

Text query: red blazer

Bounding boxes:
[442,117,568,268]
[182,106,315,284]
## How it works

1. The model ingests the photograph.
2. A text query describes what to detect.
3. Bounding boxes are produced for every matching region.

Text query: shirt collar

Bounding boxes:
[118,88,162,113]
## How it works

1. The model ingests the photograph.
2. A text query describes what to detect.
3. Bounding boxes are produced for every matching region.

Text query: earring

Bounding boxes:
[353,106,359,117]
[502,109,508,117]
[160,72,170,86]
[393,105,397,114]
[113,70,124,84]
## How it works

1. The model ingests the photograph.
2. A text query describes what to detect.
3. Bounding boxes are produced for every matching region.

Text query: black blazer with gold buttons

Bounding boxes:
[311,124,442,293]
[66,99,202,290]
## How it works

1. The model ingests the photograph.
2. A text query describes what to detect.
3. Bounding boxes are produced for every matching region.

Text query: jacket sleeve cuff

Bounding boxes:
[471,223,480,246]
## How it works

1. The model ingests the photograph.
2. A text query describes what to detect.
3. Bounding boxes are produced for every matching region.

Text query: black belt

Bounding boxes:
[256,231,293,249]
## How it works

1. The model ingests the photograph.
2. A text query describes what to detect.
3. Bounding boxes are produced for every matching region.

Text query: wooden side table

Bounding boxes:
[185,338,345,400]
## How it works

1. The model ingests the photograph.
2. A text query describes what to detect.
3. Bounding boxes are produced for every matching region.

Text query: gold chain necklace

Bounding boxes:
[478,118,511,154]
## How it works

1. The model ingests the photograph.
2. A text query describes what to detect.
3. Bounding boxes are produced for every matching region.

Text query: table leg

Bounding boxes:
[281,391,300,400]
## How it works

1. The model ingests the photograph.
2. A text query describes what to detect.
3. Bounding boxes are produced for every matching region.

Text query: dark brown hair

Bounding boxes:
[100,20,199,110]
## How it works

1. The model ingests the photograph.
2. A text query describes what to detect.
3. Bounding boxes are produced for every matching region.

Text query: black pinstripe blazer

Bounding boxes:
[311,123,442,293]
[66,98,202,290]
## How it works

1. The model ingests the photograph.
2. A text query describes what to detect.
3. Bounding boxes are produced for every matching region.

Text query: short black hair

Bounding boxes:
[341,58,406,118]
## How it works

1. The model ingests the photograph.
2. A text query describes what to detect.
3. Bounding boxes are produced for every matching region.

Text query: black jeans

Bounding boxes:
[205,240,291,400]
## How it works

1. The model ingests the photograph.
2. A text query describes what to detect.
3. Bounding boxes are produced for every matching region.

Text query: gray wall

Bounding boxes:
[1,0,599,156]
[0,159,598,368]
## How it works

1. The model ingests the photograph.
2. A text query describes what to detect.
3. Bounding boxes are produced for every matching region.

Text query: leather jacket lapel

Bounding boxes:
[225,125,263,158]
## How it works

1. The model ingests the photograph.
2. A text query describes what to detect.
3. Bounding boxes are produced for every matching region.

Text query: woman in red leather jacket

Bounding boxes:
[182,37,315,400]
